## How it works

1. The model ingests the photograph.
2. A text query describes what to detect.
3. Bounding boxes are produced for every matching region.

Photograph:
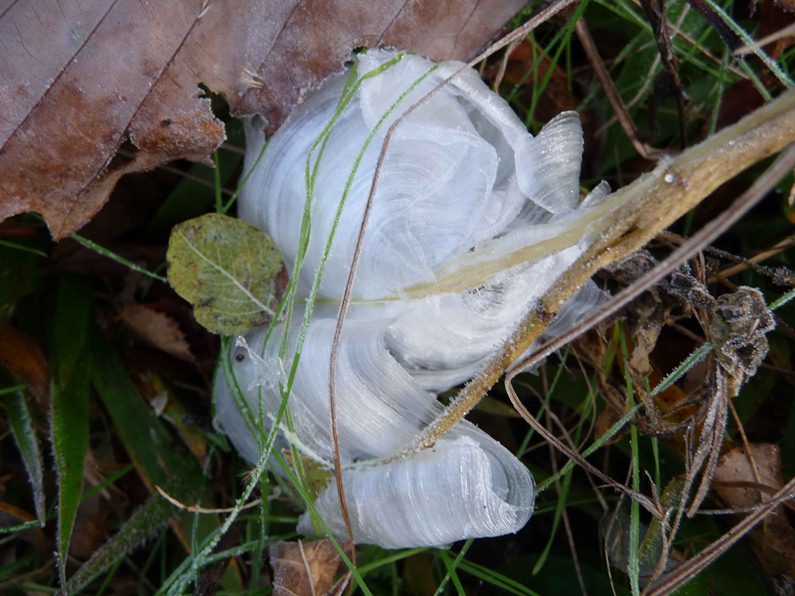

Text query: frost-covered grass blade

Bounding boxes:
[1,387,45,524]
[50,275,93,588]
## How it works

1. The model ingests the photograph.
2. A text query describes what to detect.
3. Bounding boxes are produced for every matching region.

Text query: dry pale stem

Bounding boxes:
[406,88,795,454]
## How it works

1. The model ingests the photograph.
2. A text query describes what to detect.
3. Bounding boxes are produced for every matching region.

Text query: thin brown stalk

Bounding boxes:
[708,235,795,283]
[298,540,318,596]
[493,38,522,91]
[575,19,670,160]
[406,103,795,456]
[727,399,766,510]
[0,560,55,590]
[155,485,262,514]
[644,475,795,595]
[505,375,660,516]
[546,409,589,596]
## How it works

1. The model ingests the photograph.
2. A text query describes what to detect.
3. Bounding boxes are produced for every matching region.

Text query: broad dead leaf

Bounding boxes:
[270,539,348,596]
[714,443,783,509]
[713,443,795,577]
[118,304,194,361]
[0,0,525,239]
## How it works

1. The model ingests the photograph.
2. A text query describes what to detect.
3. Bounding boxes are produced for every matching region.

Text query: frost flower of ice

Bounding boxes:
[214,49,607,549]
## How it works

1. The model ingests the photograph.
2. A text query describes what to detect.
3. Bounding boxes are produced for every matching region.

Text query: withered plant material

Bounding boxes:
[639,0,687,142]
[0,0,525,239]
[687,0,742,49]
[269,539,348,596]
[713,444,795,577]
[410,88,795,453]
[583,252,709,437]
[709,287,776,394]
[118,304,194,362]
[714,443,784,508]
[0,320,49,404]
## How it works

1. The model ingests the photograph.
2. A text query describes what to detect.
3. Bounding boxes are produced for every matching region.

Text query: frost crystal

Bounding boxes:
[213,49,607,548]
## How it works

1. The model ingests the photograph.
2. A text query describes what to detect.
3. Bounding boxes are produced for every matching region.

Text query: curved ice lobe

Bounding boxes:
[298,431,534,548]
[216,48,608,549]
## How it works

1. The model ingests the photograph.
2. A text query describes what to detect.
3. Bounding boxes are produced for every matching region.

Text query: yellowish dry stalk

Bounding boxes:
[403,87,795,455]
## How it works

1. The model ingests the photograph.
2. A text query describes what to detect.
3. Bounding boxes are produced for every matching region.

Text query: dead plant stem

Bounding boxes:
[405,91,795,456]
[645,475,795,595]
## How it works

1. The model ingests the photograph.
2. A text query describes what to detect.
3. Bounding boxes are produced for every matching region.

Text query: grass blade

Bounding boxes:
[51,357,91,587]
[89,335,242,590]
[457,559,540,595]
[69,233,167,283]
[50,275,94,588]
[64,466,204,594]
[1,388,45,523]
[91,338,189,488]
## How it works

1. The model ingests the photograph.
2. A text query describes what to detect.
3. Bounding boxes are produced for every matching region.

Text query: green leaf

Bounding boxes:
[89,334,242,590]
[91,336,196,488]
[51,358,91,588]
[51,275,93,388]
[50,274,94,587]
[1,387,45,523]
[166,213,283,335]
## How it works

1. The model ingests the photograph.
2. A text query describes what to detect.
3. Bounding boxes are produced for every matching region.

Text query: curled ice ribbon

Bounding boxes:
[214,49,607,548]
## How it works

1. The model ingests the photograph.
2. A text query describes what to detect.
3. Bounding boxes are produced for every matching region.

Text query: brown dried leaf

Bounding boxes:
[713,443,795,576]
[0,0,525,239]
[714,443,783,508]
[269,539,348,596]
[69,493,108,559]
[0,500,46,549]
[0,320,49,404]
[118,304,193,362]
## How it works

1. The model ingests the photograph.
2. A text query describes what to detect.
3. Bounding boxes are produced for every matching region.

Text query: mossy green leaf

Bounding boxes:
[166,213,283,335]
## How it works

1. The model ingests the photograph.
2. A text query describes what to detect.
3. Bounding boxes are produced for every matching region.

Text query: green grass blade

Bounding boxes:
[90,335,246,591]
[619,331,641,596]
[51,358,91,588]
[650,342,713,397]
[50,275,94,588]
[70,233,167,283]
[437,548,466,596]
[532,464,574,575]
[1,388,45,523]
[770,287,795,311]
[457,559,540,595]
[91,337,192,488]
[0,239,48,257]
[0,519,42,534]
[64,466,204,594]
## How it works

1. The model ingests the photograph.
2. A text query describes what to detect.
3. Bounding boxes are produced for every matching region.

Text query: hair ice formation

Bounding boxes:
[214,49,608,548]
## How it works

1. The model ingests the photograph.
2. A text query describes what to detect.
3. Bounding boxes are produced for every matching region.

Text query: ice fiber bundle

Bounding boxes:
[214,49,607,548]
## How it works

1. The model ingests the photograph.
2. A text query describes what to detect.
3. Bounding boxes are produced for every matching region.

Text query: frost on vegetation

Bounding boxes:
[213,49,610,548]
